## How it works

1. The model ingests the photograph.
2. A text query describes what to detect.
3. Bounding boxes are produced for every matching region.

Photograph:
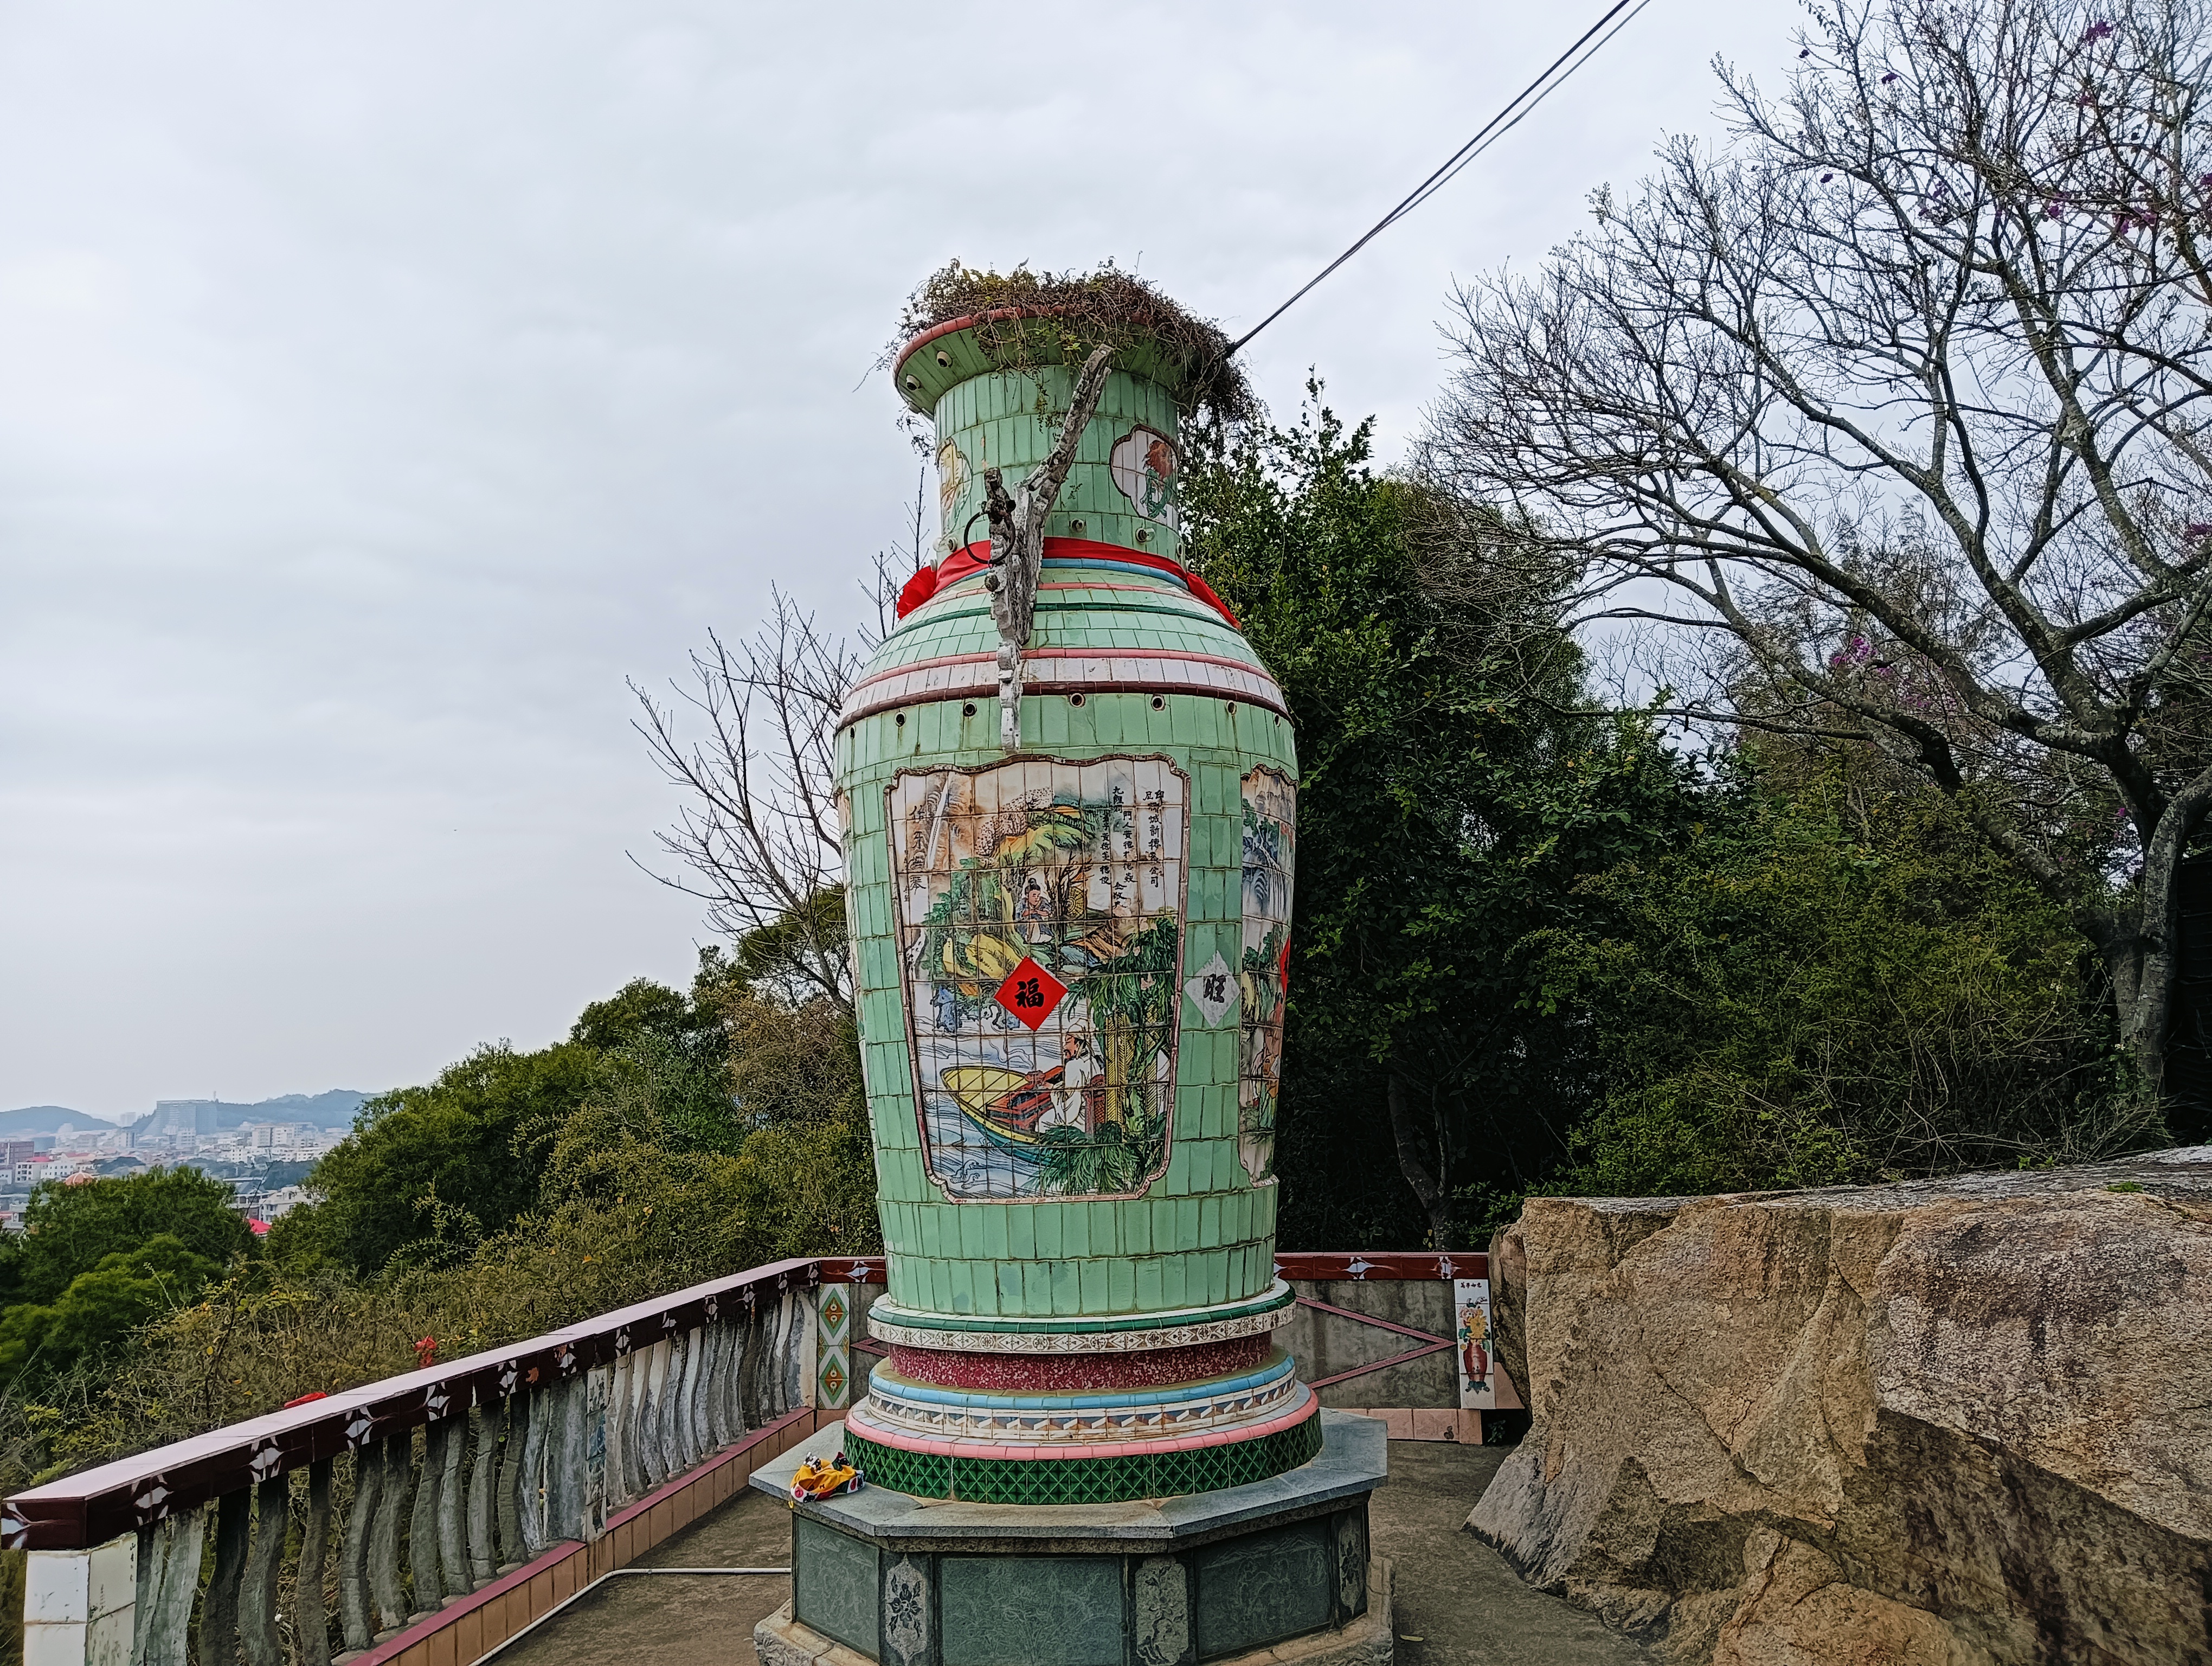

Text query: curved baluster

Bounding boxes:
[637,1343,668,1491]
[298,1458,334,1666]
[516,1387,550,1558]
[786,1290,809,1414]
[703,1323,732,1450]
[239,1474,289,1666]
[338,1444,380,1654]
[544,1375,581,1543]
[368,1432,411,1636]
[438,1408,468,1599]
[737,1304,765,1432]
[155,1509,205,1666]
[672,1331,701,1471]
[494,1393,525,1571]
[130,1525,156,1666]
[198,1488,251,1665]
[691,1325,717,1457]
[408,1422,444,1618]
[467,1401,499,1586]
[734,1310,761,1433]
[601,1353,628,1511]
[763,1293,791,1419]
[583,1366,611,1540]
[650,1334,678,1478]
[132,1509,203,1666]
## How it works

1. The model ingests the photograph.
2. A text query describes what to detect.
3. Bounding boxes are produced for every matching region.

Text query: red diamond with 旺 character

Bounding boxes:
[994,957,1068,1030]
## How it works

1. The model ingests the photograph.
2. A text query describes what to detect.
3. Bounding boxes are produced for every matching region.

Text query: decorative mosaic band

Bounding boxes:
[859,1351,1300,1445]
[839,1395,1323,1505]
[837,646,1290,727]
[888,1332,1272,1392]
[864,1283,1294,1356]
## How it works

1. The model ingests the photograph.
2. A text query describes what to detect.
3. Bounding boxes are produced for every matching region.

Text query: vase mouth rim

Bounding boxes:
[892,307,1219,418]
[893,306,1064,374]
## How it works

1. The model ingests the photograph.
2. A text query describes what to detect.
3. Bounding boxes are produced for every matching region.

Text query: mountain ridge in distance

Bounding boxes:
[0,1091,373,1139]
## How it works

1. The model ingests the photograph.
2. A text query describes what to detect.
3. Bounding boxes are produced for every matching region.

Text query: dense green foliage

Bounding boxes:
[1187,401,1691,1246]
[0,1168,247,1310]
[0,1237,223,1380]
[1528,767,2117,1196]
[1187,393,2140,1247]
[266,1041,605,1277]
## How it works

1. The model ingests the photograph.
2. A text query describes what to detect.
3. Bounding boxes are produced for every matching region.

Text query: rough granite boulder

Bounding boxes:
[1469,1148,2212,1665]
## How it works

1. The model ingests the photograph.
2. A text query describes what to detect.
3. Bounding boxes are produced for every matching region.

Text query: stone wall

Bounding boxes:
[1470,1149,2212,1665]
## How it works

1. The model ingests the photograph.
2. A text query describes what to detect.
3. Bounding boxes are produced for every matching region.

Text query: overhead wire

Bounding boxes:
[1226,0,1658,356]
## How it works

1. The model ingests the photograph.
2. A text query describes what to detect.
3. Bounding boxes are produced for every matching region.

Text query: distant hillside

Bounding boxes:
[0,1105,120,1138]
[0,1091,372,1139]
[126,1091,371,1137]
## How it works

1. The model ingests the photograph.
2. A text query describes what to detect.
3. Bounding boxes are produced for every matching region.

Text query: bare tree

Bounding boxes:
[630,597,858,1007]
[1424,0,2212,1120]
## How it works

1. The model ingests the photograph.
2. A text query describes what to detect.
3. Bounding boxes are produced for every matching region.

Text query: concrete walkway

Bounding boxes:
[1375,1443,1648,1666]
[491,1440,1646,1665]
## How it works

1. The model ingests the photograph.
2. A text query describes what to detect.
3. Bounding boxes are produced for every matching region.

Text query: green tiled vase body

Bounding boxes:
[832,317,1311,1503]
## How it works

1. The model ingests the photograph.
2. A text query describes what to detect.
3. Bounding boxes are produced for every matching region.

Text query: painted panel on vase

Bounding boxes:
[1238,767,1296,1184]
[1110,425,1180,528]
[889,757,1187,1200]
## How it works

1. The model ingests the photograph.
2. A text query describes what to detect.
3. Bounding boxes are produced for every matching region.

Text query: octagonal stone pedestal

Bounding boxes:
[750,1411,1392,1666]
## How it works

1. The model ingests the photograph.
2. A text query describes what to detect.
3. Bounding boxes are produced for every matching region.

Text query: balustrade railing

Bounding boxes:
[3,1250,1500,1666]
[5,1254,875,1666]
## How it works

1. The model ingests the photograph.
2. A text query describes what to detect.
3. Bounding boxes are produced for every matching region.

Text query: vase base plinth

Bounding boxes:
[749,1410,1389,1666]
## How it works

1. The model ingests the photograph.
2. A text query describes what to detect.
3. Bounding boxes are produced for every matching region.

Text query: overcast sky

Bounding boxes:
[0,0,1795,1119]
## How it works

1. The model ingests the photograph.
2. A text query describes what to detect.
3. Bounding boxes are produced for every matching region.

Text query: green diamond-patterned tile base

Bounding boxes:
[845,1405,1322,1505]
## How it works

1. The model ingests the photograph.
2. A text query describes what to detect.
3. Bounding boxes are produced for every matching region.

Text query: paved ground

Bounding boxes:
[1375,1443,1648,1666]
[492,1441,1648,1665]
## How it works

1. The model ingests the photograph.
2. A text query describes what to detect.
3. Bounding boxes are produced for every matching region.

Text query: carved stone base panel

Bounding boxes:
[753,1412,1388,1665]
[756,1558,1396,1666]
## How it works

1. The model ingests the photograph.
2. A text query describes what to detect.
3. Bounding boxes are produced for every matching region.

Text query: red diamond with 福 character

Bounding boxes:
[994,957,1068,1030]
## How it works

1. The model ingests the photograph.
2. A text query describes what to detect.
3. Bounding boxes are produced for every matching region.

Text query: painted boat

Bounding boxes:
[941,1064,1066,1153]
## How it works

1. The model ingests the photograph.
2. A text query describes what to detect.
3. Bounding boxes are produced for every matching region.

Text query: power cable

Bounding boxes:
[1226,0,1657,355]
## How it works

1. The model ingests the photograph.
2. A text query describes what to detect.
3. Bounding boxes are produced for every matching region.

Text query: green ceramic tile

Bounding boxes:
[1077,1258,1109,1313]
[1201,1249,1230,1306]
[1134,1256,1163,1311]
[944,1259,977,1317]
[1159,1255,1188,1310]
[1107,1257,1136,1311]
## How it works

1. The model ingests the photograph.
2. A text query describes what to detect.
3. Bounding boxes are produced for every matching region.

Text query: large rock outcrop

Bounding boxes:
[1469,1149,2212,1665]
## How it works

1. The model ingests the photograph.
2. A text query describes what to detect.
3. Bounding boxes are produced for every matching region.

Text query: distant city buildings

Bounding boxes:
[0,1118,338,1231]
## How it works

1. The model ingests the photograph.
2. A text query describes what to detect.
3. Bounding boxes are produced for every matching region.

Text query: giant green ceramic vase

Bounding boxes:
[833,313,1308,1503]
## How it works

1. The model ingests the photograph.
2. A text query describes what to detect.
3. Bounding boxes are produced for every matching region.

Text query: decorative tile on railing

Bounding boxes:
[817,1284,853,1411]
